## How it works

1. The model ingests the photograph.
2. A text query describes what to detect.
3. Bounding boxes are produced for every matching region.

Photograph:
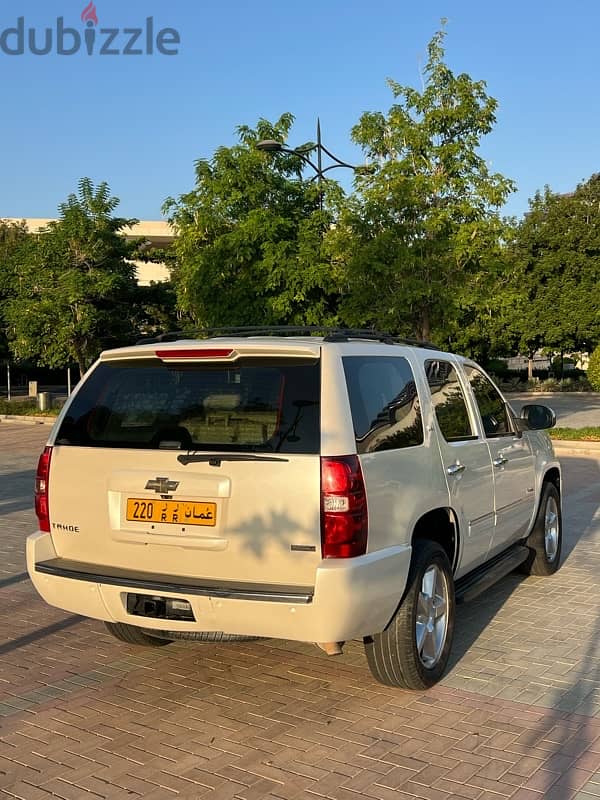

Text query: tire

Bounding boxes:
[144,630,260,642]
[365,540,455,690]
[104,621,173,647]
[520,482,562,576]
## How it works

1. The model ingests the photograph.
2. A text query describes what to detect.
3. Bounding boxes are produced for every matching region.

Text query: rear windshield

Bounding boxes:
[56,358,320,454]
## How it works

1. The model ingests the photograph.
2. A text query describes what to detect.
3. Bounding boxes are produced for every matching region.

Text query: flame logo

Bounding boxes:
[81,1,99,25]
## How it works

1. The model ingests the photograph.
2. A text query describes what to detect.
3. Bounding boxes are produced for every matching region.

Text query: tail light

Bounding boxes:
[321,455,368,558]
[35,446,52,533]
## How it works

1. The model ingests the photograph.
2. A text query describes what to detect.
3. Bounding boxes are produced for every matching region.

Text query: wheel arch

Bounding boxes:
[532,465,562,522]
[543,466,561,495]
[411,507,460,573]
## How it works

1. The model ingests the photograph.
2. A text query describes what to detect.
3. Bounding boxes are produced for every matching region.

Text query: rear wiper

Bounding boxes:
[177,453,289,466]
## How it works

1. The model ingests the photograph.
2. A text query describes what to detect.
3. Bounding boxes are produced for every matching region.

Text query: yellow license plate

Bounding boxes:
[126,498,217,527]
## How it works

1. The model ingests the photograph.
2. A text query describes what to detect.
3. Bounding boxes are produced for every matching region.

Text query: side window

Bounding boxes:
[343,356,424,453]
[425,360,475,442]
[463,366,512,437]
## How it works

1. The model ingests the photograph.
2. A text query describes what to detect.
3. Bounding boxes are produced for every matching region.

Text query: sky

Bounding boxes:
[1,0,598,222]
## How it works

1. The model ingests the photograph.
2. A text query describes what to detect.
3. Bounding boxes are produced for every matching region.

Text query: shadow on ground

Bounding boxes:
[0,469,35,517]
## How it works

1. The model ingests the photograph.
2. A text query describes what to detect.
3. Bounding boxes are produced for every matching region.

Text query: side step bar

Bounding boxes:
[455,545,529,604]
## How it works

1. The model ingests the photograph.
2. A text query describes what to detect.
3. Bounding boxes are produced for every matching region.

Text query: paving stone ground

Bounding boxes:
[1,422,600,800]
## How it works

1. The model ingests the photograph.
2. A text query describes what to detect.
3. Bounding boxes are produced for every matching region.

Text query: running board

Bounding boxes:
[455,545,529,604]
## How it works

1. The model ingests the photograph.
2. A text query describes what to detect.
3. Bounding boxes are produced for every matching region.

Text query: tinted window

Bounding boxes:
[425,360,474,442]
[343,356,423,453]
[464,366,512,437]
[57,358,320,454]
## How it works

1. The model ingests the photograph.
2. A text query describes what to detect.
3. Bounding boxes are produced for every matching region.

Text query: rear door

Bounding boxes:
[424,358,495,577]
[47,345,323,587]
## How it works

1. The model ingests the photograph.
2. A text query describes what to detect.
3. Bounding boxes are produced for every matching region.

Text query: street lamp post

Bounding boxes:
[256,119,358,197]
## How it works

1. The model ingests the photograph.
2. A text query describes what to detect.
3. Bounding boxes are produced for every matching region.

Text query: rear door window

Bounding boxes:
[56,358,320,454]
[343,356,423,453]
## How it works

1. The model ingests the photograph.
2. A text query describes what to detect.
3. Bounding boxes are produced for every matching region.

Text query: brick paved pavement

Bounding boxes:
[1,422,600,800]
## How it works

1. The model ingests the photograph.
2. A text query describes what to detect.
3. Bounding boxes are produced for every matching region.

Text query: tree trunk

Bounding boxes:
[419,307,431,342]
[527,352,534,381]
[73,348,86,381]
[559,349,564,381]
[72,342,87,381]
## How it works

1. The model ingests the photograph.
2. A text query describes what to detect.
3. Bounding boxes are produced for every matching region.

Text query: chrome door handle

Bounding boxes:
[493,456,508,467]
[447,463,466,476]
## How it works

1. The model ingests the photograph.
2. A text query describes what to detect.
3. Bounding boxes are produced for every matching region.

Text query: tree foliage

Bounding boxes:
[2,24,596,378]
[130,280,180,341]
[164,113,344,328]
[335,23,514,342]
[504,176,600,360]
[0,220,33,363]
[5,179,138,377]
[444,235,522,363]
[588,346,600,392]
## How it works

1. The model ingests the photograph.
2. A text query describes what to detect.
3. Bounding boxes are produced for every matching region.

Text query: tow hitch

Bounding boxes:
[126,593,195,622]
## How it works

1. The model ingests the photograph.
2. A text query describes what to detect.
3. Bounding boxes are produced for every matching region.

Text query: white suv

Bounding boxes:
[27,329,562,690]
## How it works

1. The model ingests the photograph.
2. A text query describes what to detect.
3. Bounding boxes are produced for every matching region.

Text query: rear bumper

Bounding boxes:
[27,532,411,643]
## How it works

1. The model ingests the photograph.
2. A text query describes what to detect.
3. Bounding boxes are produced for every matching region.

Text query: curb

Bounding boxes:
[551,440,600,456]
[505,392,600,397]
[0,414,57,426]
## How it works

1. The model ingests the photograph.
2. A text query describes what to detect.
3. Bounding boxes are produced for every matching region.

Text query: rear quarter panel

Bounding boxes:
[326,344,450,553]
[360,444,449,551]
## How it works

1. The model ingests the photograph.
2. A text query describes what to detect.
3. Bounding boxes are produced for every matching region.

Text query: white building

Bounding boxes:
[6,218,175,286]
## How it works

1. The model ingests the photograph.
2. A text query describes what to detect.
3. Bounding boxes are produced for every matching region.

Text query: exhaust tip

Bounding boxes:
[316,641,344,656]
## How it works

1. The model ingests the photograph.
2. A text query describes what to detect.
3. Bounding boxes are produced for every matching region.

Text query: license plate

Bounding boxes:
[126,498,217,527]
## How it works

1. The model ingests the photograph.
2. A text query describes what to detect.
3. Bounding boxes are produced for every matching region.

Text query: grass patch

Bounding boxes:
[549,427,600,441]
[0,400,61,417]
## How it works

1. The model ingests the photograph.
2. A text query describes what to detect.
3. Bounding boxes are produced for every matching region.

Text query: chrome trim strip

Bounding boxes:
[35,559,313,604]
[470,511,495,527]
[497,496,529,514]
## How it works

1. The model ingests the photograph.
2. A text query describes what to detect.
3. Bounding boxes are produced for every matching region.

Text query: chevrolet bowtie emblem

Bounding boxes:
[145,477,180,494]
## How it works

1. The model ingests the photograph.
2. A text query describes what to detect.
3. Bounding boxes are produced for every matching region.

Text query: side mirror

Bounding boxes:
[520,404,556,430]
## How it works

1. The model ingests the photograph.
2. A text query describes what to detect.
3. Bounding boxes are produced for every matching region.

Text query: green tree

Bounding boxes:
[588,345,600,392]
[505,175,600,374]
[130,280,179,341]
[445,227,523,363]
[6,179,138,378]
[164,113,344,328]
[336,23,514,342]
[445,247,521,362]
[0,220,33,364]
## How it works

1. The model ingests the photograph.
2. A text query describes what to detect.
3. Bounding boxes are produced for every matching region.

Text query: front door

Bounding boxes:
[463,365,536,556]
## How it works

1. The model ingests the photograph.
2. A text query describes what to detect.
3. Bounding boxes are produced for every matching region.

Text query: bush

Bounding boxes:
[551,355,575,376]
[499,377,526,392]
[0,399,36,414]
[498,368,550,390]
[486,359,510,380]
[524,377,592,392]
[525,378,558,392]
[0,399,61,416]
[588,346,600,391]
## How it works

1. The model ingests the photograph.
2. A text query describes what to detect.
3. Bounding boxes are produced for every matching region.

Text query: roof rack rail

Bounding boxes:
[135,326,441,350]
